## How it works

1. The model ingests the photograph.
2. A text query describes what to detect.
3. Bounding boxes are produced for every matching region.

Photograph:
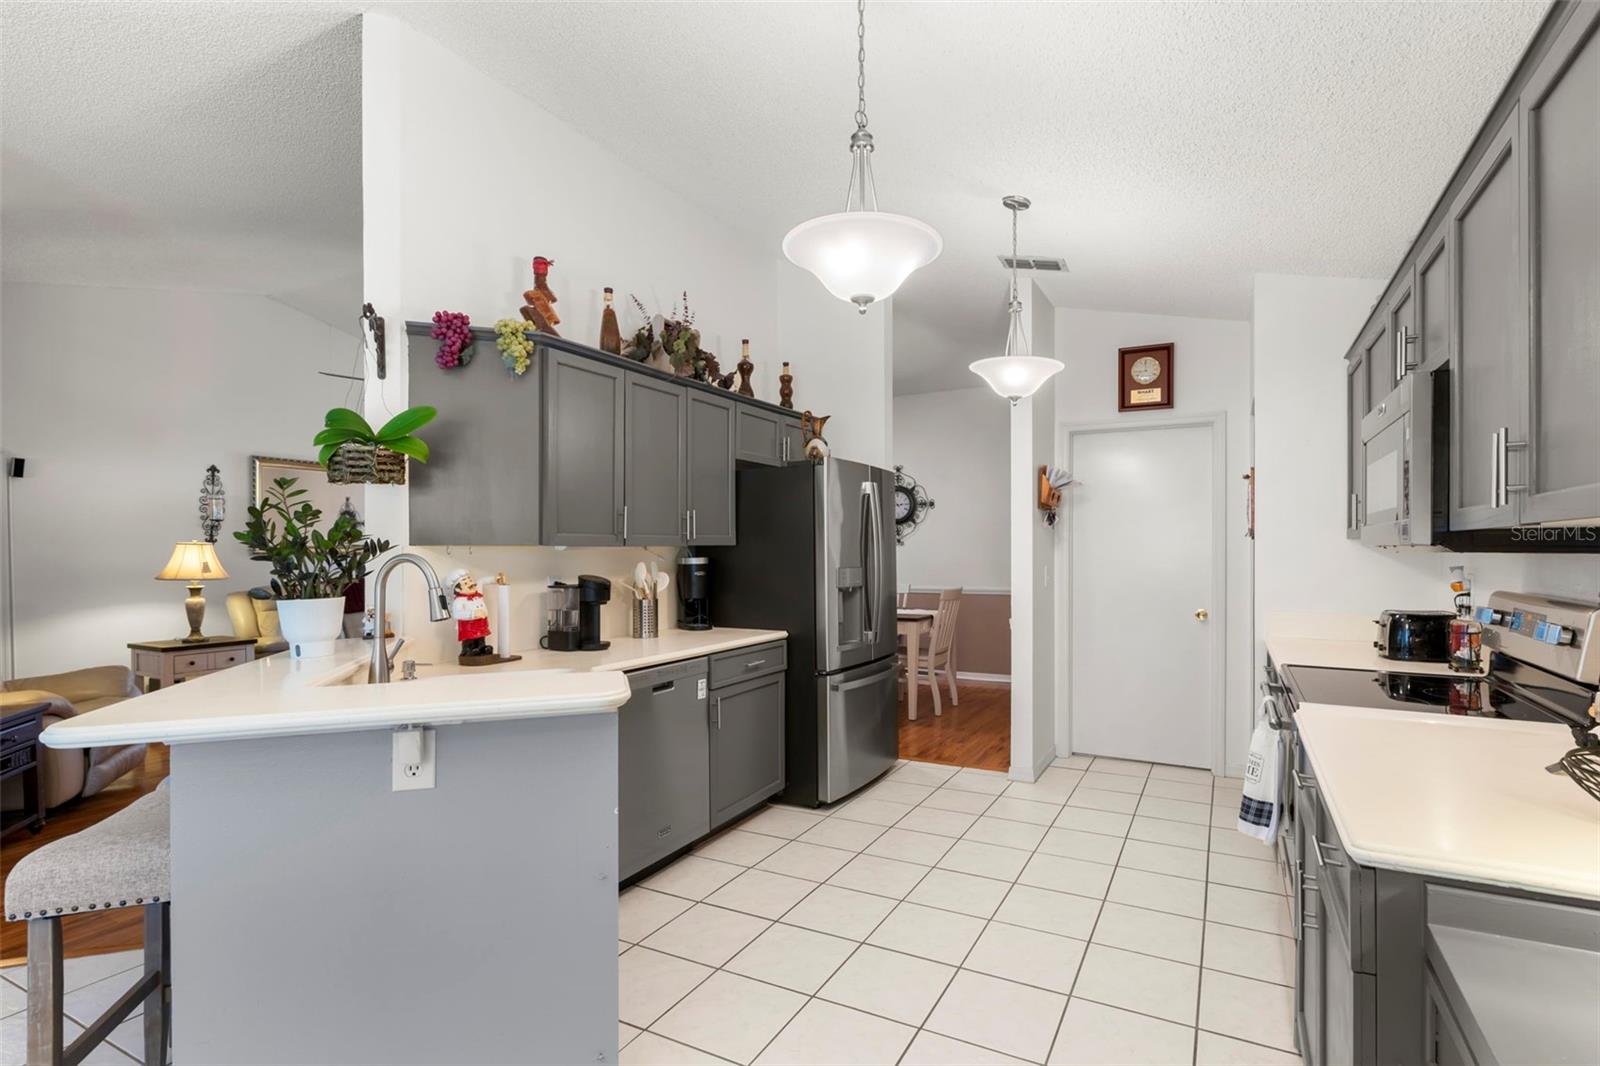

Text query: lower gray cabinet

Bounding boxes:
[709,673,785,828]
[541,350,625,546]
[624,372,688,545]
[1424,969,1478,1066]
[618,659,710,881]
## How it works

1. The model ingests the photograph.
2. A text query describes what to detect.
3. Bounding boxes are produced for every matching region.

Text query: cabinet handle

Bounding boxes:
[622,505,629,542]
[682,510,691,540]
[711,696,722,729]
[744,659,767,669]
[1302,875,1321,932]
[1498,426,1527,508]
[1395,325,1417,382]
[1292,770,1317,792]
[1490,429,1502,510]
[691,508,698,541]
[1313,837,1345,869]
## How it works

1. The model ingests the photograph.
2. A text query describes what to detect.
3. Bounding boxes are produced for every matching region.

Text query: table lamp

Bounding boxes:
[155,541,229,642]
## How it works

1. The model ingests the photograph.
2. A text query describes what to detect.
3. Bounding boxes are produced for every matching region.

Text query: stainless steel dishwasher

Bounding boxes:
[619,657,710,881]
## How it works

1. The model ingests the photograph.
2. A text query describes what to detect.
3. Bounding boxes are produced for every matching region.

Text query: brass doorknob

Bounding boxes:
[1194,608,1209,621]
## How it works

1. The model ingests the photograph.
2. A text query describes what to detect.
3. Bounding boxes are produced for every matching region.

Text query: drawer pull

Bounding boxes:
[744,659,767,669]
[1313,838,1345,869]
[1291,770,1317,792]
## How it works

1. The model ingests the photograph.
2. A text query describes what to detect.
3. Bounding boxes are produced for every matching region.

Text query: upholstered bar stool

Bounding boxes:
[4,782,172,1066]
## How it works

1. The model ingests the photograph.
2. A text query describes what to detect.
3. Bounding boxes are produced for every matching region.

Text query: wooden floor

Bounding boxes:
[897,681,1010,772]
[1,744,169,966]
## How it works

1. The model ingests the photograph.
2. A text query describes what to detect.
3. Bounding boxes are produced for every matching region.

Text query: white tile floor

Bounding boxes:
[0,758,1298,1066]
[621,757,1301,1066]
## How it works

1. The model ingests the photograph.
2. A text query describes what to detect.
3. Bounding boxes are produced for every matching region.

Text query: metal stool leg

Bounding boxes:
[25,918,64,1066]
[144,902,171,1066]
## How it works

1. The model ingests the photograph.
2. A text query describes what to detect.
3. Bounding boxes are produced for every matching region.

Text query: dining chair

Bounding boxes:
[900,588,963,715]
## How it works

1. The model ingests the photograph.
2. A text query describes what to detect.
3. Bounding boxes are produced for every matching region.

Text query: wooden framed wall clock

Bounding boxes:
[1118,342,1174,412]
[892,466,935,545]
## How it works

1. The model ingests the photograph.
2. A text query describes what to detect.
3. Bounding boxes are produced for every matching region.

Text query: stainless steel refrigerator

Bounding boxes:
[706,458,898,806]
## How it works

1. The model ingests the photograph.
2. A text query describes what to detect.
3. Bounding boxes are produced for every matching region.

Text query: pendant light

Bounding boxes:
[783,0,942,314]
[970,195,1064,404]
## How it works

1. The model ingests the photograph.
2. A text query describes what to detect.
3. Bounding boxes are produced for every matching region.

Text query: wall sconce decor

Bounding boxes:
[199,464,226,543]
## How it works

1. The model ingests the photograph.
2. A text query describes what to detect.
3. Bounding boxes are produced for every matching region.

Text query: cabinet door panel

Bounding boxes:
[542,351,625,546]
[686,392,736,545]
[709,674,785,827]
[1524,3,1600,522]
[1418,232,1451,371]
[1364,320,1391,414]
[624,373,687,546]
[735,407,782,465]
[1347,354,1367,536]
[1450,113,1527,529]
[781,417,807,465]
[1391,282,1417,384]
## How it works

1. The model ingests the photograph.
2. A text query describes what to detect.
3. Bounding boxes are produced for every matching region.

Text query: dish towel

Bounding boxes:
[1238,696,1282,845]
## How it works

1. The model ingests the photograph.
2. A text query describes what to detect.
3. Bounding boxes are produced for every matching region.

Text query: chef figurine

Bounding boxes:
[447,569,494,659]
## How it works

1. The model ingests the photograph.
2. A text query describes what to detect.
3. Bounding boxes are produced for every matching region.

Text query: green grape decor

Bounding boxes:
[494,318,539,376]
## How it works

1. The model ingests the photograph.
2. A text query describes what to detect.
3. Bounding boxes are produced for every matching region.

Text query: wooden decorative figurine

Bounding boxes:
[598,287,622,354]
[779,362,794,409]
[801,410,831,462]
[736,339,755,397]
[520,256,561,337]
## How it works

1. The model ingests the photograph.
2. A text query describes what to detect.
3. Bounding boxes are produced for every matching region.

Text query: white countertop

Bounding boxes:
[1265,634,1484,677]
[1294,704,1600,900]
[43,628,786,749]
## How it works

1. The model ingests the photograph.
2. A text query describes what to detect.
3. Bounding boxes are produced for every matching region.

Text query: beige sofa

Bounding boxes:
[1,666,148,809]
[226,587,290,656]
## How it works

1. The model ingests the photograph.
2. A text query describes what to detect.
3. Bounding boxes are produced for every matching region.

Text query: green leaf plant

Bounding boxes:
[233,477,393,600]
[312,406,437,468]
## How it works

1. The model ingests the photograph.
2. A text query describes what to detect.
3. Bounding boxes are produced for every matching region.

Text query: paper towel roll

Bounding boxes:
[493,579,513,654]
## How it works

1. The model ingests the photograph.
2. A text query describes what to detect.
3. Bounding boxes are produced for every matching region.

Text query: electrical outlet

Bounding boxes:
[392,726,436,791]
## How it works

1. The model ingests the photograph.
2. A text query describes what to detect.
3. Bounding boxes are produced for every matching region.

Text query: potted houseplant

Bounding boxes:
[235,477,393,657]
[315,406,436,485]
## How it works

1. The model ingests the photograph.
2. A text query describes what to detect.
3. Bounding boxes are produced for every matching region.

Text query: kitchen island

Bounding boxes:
[42,639,632,1065]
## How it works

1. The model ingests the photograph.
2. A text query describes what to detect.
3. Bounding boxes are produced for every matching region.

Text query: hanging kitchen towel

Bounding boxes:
[1237,697,1282,845]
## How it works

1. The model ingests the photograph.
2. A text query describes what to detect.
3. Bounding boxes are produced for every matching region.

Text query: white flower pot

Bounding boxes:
[277,597,346,659]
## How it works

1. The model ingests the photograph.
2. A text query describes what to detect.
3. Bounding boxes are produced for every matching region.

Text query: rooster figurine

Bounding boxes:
[520,256,561,336]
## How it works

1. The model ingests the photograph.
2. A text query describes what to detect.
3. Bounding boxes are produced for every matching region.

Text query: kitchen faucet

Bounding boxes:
[368,553,452,683]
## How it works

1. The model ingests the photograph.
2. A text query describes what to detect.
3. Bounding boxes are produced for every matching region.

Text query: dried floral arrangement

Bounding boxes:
[622,292,732,387]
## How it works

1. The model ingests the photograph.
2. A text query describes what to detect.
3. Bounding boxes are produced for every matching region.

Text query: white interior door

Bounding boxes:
[1068,422,1216,768]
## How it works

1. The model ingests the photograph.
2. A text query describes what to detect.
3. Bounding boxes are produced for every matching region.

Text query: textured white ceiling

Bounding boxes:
[381,0,1549,394]
[0,2,363,329]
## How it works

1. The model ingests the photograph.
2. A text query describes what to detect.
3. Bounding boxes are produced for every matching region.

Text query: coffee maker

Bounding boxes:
[678,556,711,631]
[542,575,611,650]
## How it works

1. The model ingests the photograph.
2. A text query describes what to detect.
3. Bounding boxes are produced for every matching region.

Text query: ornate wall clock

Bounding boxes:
[893,466,935,545]
[1118,342,1175,412]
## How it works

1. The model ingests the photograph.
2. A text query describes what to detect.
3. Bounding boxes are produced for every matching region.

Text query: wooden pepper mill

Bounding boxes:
[520,256,561,336]
[736,338,755,398]
[779,361,794,409]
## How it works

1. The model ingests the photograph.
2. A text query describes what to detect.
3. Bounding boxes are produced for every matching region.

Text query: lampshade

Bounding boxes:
[968,356,1065,405]
[783,211,943,313]
[155,541,228,582]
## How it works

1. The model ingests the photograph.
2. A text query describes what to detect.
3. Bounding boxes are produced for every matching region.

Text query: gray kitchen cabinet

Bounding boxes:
[623,372,688,546]
[1361,317,1391,416]
[618,658,710,881]
[1346,353,1368,537]
[781,417,807,464]
[541,349,626,546]
[1388,275,1419,389]
[708,669,786,828]
[735,406,784,465]
[1296,771,1326,1063]
[1448,112,1528,532]
[1424,968,1479,1066]
[1521,0,1600,524]
[408,344,542,546]
[1417,228,1451,373]
[685,391,736,545]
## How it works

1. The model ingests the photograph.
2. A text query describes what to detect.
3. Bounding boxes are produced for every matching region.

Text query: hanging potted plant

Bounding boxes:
[315,406,436,485]
[234,477,393,657]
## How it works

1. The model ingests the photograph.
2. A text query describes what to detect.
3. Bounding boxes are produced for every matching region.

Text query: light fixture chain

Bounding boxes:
[855,0,869,131]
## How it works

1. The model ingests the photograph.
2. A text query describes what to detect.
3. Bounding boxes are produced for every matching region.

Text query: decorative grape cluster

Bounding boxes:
[431,310,474,368]
[495,318,538,376]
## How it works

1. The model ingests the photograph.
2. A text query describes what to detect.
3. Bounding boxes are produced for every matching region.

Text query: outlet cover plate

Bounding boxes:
[392,727,436,791]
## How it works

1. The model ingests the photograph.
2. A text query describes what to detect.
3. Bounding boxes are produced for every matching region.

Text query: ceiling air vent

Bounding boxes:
[998,255,1069,272]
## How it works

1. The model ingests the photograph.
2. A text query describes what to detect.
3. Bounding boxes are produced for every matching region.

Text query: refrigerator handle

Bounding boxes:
[863,480,885,645]
[859,482,876,643]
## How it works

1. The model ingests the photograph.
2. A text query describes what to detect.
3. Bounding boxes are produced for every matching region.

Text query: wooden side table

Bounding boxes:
[1,700,48,839]
[129,635,258,692]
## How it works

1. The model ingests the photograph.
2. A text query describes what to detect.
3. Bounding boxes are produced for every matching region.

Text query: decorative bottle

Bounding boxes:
[779,362,794,409]
[736,339,755,398]
[599,287,622,355]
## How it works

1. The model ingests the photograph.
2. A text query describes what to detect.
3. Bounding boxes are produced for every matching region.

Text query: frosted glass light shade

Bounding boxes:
[969,356,1065,403]
[155,540,228,581]
[783,211,942,311]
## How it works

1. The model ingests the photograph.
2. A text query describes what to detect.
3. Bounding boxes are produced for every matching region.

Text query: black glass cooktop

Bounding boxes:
[1281,657,1595,733]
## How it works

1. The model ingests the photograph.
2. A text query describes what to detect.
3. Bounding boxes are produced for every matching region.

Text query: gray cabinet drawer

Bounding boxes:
[709,641,786,688]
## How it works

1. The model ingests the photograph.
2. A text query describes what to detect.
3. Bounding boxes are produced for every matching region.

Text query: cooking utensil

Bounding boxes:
[634,562,651,599]
[655,571,670,598]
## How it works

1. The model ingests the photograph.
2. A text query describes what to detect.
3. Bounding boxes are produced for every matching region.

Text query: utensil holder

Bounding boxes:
[632,599,659,639]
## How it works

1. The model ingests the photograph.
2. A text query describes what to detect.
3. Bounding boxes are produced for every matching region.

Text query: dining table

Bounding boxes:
[896,608,936,721]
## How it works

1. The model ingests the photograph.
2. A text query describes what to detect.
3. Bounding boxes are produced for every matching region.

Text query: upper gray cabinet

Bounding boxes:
[781,419,807,465]
[542,350,626,546]
[685,391,736,545]
[1521,1,1600,524]
[1347,352,1367,537]
[623,372,688,546]
[1449,111,1526,532]
[736,406,806,465]
[1416,229,1451,373]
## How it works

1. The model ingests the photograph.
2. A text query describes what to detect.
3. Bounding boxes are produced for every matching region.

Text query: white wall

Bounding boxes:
[891,387,1009,591]
[360,14,891,662]
[1009,281,1058,779]
[1253,273,1600,683]
[0,282,355,676]
[1053,307,1255,774]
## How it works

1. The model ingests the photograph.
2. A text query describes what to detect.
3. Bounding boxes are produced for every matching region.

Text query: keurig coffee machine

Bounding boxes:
[678,556,711,631]
[542,574,611,650]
